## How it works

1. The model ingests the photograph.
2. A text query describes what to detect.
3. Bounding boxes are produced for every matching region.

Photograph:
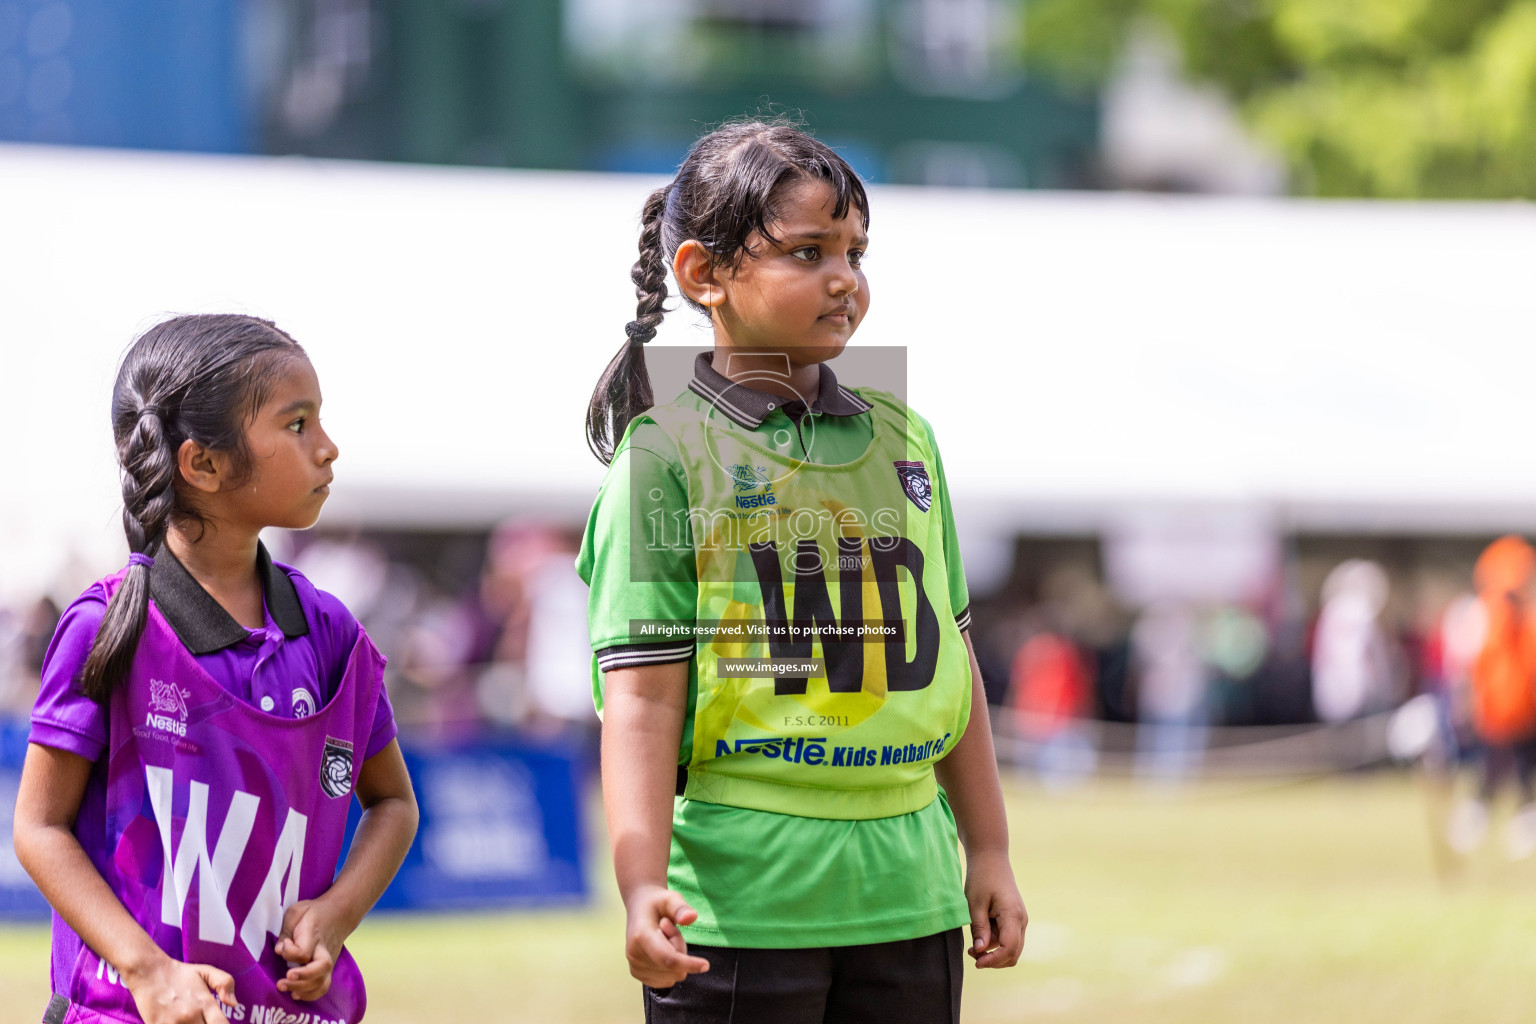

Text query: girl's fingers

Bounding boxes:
[636,929,711,977]
[967,908,994,960]
[659,916,689,953]
[659,891,698,927]
[191,964,237,1006]
[626,889,709,984]
[285,957,333,985]
[666,902,703,933]
[279,979,325,999]
[975,905,1027,968]
[198,998,232,1024]
[277,948,333,999]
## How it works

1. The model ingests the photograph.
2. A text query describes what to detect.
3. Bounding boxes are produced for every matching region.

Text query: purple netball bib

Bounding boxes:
[56,572,383,1024]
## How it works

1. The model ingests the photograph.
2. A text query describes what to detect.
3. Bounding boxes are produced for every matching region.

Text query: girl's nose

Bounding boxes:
[318,427,339,464]
[829,260,859,295]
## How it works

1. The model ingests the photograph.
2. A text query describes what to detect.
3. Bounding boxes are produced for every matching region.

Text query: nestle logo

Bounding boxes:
[148,678,189,719]
[727,463,772,492]
[144,713,186,737]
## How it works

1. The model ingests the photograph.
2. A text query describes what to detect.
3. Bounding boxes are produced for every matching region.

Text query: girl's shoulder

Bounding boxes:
[611,398,693,471]
[32,580,120,759]
[847,385,916,417]
[845,387,941,441]
[50,577,115,652]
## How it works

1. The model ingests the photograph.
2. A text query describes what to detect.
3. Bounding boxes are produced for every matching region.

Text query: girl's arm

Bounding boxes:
[13,743,238,1024]
[602,661,711,987]
[934,632,1028,969]
[275,739,418,1000]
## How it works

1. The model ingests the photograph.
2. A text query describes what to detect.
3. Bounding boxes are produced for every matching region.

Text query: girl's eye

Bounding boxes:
[791,246,820,262]
[288,418,305,434]
[849,249,866,267]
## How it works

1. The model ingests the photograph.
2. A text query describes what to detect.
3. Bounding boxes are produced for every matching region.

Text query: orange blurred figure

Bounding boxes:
[1471,536,1536,745]
[1448,536,1536,857]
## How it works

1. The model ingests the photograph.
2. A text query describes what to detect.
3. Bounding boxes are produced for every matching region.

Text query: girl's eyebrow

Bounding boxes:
[275,398,317,416]
[781,227,871,246]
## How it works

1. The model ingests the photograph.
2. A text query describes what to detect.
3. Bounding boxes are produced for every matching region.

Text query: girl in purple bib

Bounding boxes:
[14,315,419,1024]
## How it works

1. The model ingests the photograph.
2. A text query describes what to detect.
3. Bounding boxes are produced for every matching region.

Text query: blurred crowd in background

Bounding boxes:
[968,535,1487,783]
[3,524,1526,790]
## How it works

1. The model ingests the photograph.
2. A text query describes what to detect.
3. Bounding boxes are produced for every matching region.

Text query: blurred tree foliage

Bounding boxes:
[1023,0,1536,197]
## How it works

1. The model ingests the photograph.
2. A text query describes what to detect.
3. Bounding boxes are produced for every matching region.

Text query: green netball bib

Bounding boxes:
[640,387,972,820]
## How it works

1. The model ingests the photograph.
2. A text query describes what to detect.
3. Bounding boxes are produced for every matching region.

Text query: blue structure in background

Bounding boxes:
[347,734,588,912]
[0,722,588,920]
[0,0,251,152]
[0,720,50,918]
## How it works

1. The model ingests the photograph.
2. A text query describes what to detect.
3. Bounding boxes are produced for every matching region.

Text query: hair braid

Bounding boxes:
[586,186,669,464]
[80,405,178,702]
[119,408,177,554]
[626,188,671,346]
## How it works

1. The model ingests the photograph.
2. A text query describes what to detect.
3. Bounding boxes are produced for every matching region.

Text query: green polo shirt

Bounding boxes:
[576,351,973,948]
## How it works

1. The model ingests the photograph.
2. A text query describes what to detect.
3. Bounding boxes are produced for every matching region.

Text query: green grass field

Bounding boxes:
[5,772,1535,1022]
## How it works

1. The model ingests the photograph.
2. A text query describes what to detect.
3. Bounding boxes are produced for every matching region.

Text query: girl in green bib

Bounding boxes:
[577,119,1026,1023]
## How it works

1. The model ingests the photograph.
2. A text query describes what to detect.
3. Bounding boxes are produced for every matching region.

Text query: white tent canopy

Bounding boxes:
[2,144,1533,602]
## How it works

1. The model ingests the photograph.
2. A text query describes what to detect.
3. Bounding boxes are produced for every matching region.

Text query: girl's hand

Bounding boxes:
[963,850,1028,969]
[274,898,347,1000]
[125,954,237,1024]
[623,884,711,988]
[274,739,416,1002]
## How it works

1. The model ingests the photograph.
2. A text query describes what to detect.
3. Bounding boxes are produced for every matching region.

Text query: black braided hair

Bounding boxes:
[584,116,869,465]
[80,314,305,702]
[585,188,667,463]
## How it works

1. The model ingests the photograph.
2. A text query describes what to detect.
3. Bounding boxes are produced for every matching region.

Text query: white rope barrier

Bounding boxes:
[993,708,1400,779]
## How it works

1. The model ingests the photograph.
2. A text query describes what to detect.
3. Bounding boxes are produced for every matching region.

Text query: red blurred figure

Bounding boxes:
[1010,633,1092,737]
[1008,631,1096,787]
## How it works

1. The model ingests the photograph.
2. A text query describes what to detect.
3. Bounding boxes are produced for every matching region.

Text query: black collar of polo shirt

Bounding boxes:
[149,541,309,654]
[687,351,873,430]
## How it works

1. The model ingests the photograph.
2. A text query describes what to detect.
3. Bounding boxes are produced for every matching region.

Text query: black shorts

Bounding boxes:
[643,928,964,1024]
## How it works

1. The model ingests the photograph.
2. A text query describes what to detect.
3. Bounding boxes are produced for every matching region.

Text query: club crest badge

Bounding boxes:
[320,737,355,798]
[291,688,317,719]
[894,460,932,512]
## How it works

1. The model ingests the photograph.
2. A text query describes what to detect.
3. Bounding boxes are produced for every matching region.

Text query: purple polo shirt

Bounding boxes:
[31,542,396,764]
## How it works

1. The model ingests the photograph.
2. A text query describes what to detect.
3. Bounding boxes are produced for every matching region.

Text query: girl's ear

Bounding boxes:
[674,240,724,308]
[177,438,226,494]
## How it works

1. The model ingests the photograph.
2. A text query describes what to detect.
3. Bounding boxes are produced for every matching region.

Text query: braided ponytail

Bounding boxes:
[79,314,304,702]
[80,406,177,701]
[586,186,670,464]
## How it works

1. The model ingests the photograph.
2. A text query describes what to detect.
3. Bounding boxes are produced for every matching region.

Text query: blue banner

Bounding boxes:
[349,733,589,911]
[0,722,588,919]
